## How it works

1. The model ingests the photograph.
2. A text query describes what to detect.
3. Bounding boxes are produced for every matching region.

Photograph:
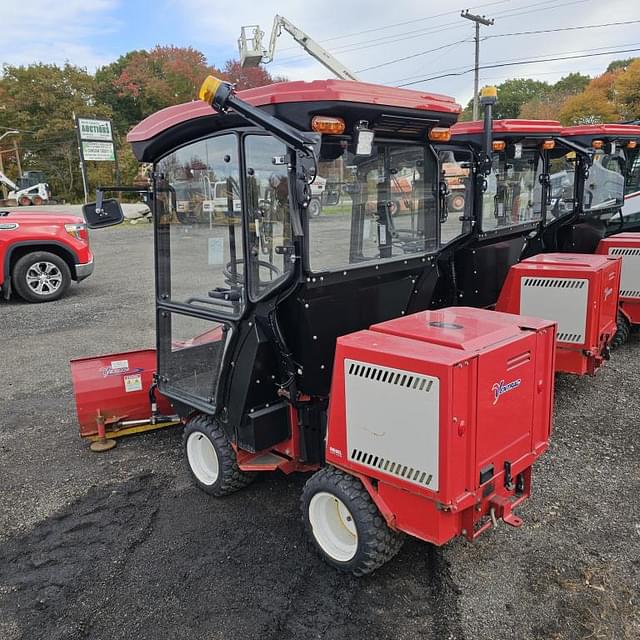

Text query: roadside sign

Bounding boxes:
[78,118,113,142]
[81,141,116,162]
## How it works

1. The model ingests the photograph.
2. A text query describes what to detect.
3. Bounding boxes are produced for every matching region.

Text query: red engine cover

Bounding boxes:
[325,307,556,546]
[496,253,621,375]
[596,233,640,325]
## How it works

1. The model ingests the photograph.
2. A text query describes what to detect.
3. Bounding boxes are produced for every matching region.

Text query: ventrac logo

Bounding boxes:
[491,378,522,405]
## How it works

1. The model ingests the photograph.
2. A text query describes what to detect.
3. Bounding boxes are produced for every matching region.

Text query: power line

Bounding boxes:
[355,39,470,73]
[397,46,640,86]
[483,19,640,40]
[275,0,597,66]
[277,0,511,52]
[391,40,640,83]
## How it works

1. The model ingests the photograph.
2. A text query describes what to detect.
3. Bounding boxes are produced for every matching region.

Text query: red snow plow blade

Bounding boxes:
[70,349,178,441]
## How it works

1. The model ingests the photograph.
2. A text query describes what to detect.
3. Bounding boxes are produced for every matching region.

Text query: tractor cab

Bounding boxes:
[123,78,462,451]
[444,118,566,305]
[560,124,640,243]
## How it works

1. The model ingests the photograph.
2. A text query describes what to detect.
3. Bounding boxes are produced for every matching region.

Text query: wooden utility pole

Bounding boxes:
[13,140,22,177]
[461,10,494,120]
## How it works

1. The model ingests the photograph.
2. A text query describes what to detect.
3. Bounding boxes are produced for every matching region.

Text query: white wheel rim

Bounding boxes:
[186,431,219,485]
[25,261,62,295]
[308,491,358,562]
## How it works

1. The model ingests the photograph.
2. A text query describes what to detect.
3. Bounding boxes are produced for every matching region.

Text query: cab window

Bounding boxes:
[482,145,542,232]
[309,141,438,272]
[583,148,625,212]
[624,147,640,195]
[155,133,245,316]
[547,149,578,219]
[439,148,474,244]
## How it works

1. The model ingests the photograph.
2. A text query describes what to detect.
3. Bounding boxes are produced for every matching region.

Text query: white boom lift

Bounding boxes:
[0,170,50,206]
[238,15,359,81]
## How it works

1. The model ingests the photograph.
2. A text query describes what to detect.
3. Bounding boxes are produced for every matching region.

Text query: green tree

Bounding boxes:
[0,62,113,201]
[461,78,550,120]
[552,72,590,96]
[606,58,638,73]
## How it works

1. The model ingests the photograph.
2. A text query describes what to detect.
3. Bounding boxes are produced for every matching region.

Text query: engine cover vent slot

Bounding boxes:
[351,448,434,486]
[609,247,640,256]
[522,277,585,289]
[557,332,583,343]
[347,361,434,392]
[621,289,640,297]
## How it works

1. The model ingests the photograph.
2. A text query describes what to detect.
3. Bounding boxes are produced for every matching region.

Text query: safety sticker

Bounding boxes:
[124,373,143,393]
[208,237,224,265]
[111,359,129,371]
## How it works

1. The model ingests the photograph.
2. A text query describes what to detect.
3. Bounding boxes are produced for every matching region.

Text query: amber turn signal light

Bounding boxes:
[592,139,604,149]
[492,140,506,152]
[311,116,346,134]
[627,140,638,149]
[428,127,451,142]
[542,140,555,150]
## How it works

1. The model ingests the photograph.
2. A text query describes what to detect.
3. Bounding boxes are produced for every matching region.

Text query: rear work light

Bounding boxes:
[492,140,506,152]
[65,222,88,242]
[428,127,451,142]
[311,116,345,135]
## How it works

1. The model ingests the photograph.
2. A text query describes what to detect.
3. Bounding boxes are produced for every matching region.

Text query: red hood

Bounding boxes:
[2,209,84,225]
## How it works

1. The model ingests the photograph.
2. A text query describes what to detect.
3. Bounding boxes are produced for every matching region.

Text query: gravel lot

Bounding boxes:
[1,223,639,640]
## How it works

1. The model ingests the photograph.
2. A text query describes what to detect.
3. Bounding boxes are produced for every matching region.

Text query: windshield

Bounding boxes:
[482,145,543,232]
[583,148,625,212]
[308,140,438,272]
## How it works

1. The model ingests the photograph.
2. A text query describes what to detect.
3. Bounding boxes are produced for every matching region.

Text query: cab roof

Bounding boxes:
[561,124,640,139]
[127,79,461,162]
[452,119,562,138]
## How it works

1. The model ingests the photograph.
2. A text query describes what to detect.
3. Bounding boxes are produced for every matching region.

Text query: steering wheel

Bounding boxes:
[223,258,281,287]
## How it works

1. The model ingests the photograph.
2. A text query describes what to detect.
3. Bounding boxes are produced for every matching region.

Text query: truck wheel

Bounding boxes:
[32,196,44,206]
[18,196,31,206]
[308,198,322,217]
[12,251,71,303]
[301,466,404,576]
[184,414,256,496]
[611,311,630,348]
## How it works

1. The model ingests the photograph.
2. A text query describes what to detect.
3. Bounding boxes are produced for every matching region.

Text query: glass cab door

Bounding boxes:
[154,132,246,409]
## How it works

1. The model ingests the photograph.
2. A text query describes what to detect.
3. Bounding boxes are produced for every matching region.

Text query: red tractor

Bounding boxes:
[73,77,557,574]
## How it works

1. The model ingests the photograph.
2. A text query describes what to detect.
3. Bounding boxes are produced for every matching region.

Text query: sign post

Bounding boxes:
[75,116,119,202]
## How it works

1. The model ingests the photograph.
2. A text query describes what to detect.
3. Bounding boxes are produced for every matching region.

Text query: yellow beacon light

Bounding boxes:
[199,76,224,105]
[480,85,498,99]
[429,127,451,142]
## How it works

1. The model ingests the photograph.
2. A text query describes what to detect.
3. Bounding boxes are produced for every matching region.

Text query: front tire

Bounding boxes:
[301,466,404,576]
[611,311,630,348]
[12,251,71,302]
[307,198,322,217]
[183,414,255,496]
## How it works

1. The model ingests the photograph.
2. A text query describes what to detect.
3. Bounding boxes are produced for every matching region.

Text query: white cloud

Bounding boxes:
[0,0,117,71]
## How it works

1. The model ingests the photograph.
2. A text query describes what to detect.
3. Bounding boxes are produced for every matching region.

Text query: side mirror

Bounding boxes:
[82,198,124,228]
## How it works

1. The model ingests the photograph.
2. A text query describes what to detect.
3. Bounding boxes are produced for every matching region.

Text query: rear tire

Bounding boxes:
[301,466,404,576]
[12,251,71,303]
[611,311,630,348]
[183,414,256,496]
[32,196,44,206]
[18,196,31,206]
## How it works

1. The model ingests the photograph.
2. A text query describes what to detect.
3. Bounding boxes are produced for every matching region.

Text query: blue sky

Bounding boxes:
[2,0,640,105]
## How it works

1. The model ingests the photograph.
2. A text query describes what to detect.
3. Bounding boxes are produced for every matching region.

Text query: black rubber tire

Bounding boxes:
[308,198,322,217]
[301,466,404,576]
[183,414,256,496]
[12,251,71,303]
[611,311,631,349]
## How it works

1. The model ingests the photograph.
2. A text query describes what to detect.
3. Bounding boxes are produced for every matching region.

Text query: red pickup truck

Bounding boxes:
[0,209,94,302]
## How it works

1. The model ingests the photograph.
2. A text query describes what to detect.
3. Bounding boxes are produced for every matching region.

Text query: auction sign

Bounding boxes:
[75,115,120,201]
